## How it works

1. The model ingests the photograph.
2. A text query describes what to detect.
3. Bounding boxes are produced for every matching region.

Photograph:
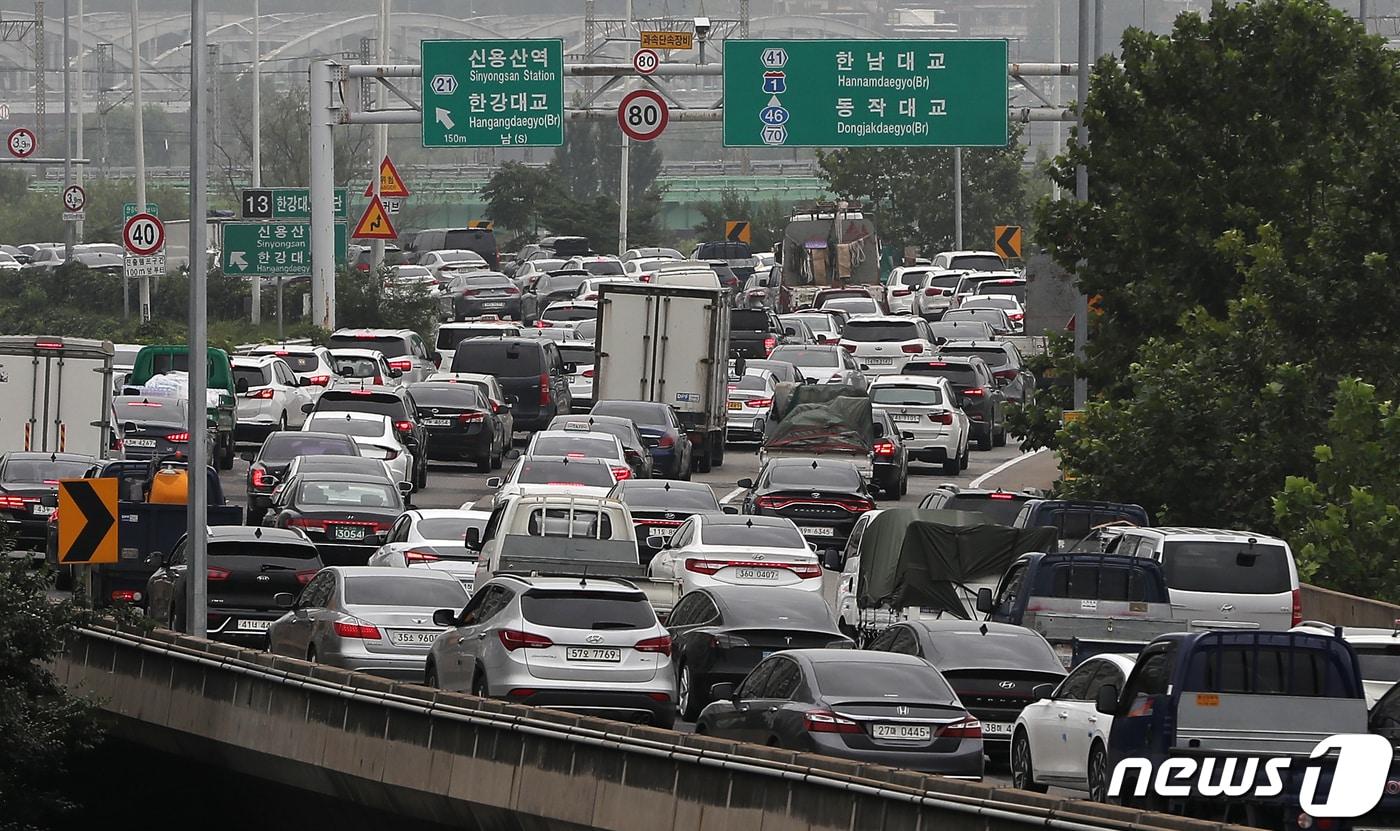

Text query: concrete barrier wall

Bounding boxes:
[56,623,1249,831]
[1301,583,1400,628]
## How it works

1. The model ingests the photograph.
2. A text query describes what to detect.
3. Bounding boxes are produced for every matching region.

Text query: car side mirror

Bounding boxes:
[975,587,994,615]
[646,535,667,550]
[464,527,481,550]
[721,505,739,515]
[397,481,413,496]
[709,682,737,702]
[301,403,315,414]
[563,362,577,374]
[235,378,250,394]
[822,549,842,570]
[1031,683,1056,701]
[1095,684,1120,715]
[486,476,503,488]
[389,367,403,378]
[901,431,915,441]
[736,477,753,489]
[273,592,295,609]
[146,551,166,567]
[432,608,458,627]
[859,364,870,371]
[261,475,279,489]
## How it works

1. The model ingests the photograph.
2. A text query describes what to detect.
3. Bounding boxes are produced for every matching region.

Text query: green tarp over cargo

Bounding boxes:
[763,383,873,452]
[856,508,1058,619]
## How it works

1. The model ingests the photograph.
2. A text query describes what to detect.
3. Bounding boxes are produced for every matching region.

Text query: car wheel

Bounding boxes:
[711,437,725,468]
[277,413,288,431]
[678,664,705,722]
[471,670,489,699]
[1088,743,1110,802]
[425,663,440,688]
[695,438,713,474]
[416,459,428,490]
[306,645,317,663]
[219,435,235,470]
[899,467,909,497]
[942,455,960,475]
[994,420,1008,447]
[476,450,492,473]
[960,443,970,471]
[1012,731,1048,793]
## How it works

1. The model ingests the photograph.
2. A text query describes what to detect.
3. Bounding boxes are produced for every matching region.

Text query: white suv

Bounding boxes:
[839,316,937,376]
[868,375,969,475]
[231,355,315,439]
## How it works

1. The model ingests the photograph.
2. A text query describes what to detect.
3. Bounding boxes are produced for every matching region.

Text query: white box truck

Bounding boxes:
[594,283,730,472]
[0,336,116,458]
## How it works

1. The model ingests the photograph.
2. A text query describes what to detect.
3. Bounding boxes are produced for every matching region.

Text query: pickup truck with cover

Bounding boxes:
[467,492,679,619]
[978,552,1185,667]
[126,345,241,470]
[760,382,876,481]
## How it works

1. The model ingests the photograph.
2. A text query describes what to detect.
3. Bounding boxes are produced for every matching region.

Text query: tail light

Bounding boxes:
[838,497,875,513]
[873,439,895,457]
[582,369,595,378]
[901,344,923,354]
[388,359,413,372]
[684,558,724,575]
[924,287,941,296]
[610,466,632,480]
[962,387,985,397]
[498,629,553,651]
[634,635,671,655]
[746,397,773,408]
[295,569,318,585]
[708,633,750,648]
[372,375,384,385]
[938,716,983,739]
[841,342,858,352]
[1292,588,1303,627]
[334,621,382,639]
[404,549,440,564]
[789,563,822,578]
[381,449,399,461]
[892,289,911,297]
[657,433,674,449]
[393,420,413,433]
[753,495,783,510]
[167,432,190,443]
[993,369,1018,380]
[110,589,142,603]
[538,372,551,406]
[803,710,862,734]
[307,375,330,387]
[287,517,326,530]
[458,412,485,423]
[246,388,275,399]
[491,401,506,414]
[207,566,231,581]
[763,336,776,354]
[646,692,672,702]
[639,273,653,283]
[251,466,271,488]
[534,320,554,329]
[928,412,953,425]
[0,495,36,510]
[460,288,477,297]
[1007,312,1024,321]
[505,286,519,295]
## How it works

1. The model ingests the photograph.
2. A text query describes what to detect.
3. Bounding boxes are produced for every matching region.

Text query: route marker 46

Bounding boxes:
[618,89,669,142]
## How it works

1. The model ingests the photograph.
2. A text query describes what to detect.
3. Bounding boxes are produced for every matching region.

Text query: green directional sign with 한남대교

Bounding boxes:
[722,39,1009,148]
[221,221,348,276]
[420,39,565,148]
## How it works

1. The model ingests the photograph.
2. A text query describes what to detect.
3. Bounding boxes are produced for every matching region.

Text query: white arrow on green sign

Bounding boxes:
[221,221,347,276]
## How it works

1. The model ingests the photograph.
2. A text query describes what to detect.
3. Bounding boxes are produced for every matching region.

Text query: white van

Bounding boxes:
[1105,527,1301,630]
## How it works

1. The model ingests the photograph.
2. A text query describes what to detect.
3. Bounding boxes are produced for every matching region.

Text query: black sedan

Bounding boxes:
[114,395,215,462]
[589,400,693,480]
[548,414,653,479]
[697,650,984,778]
[0,452,96,554]
[870,410,910,499]
[865,620,1067,763]
[606,479,723,565]
[245,431,360,526]
[668,586,851,720]
[407,381,504,471]
[264,472,406,565]
[738,458,874,550]
[145,525,322,643]
[521,269,590,325]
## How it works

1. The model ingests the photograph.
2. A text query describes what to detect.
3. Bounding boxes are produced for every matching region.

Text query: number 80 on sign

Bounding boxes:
[617,89,669,142]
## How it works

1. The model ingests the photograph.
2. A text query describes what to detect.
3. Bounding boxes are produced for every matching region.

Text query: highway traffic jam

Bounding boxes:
[8,228,1399,831]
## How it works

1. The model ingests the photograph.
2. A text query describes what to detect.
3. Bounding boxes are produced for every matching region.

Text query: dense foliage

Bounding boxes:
[691,191,790,252]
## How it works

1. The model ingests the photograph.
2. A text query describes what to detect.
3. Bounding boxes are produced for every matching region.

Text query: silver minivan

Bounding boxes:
[1106,527,1300,630]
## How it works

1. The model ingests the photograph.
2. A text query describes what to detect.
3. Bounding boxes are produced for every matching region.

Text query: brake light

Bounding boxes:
[251,467,270,488]
[657,433,674,449]
[350,390,373,396]
[491,401,506,414]
[582,369,595,378]
[938,716,983,739]
[167,432,190,443]
[460,288,477,297]
[901,344,923,354]
[404,549,440,564]
[458,412,485,423]
[505,286,519,295]
[246,388,274,399]
[763,336,776,355]
[0,495,37,510]
[334,621,382,639]
[987,492,1016,500]
[539,372,551,406]
[874,439,895,457]
[993,369,1018,380]
[393,420,413,433]
[634,635,671,655]
[928,412,952,425]
[498,629,553,651]
[684,558,723,575]
[892,289,911,297]
[566,452,586,459]
[35,339,63,350]
[1007,312,1024,321]
[308,375,330,387]
[1292,588,1303,627]
[110,589,142,603]
[841,342,858,352]
[803,710,862,734]
[207,566,231,581]
[534,320,553,329]
[924,287,941,296]
[610,466,632,481]
[388,359,413,372]
[295,569,317,585]
[963,387,985,397]
[753,495,783,510]
[746,397,773,408]
[287,517,326,529]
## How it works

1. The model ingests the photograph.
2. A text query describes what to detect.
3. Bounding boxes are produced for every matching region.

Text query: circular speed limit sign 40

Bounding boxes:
[123,212,165,256]
[617,89,669,143]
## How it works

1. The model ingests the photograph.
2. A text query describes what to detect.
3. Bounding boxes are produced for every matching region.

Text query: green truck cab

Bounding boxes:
[127,345,240,470]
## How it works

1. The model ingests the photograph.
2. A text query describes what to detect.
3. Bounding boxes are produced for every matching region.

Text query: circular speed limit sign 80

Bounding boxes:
[617,89,669,143]
[632,48,660,75]
[123,212,165,256]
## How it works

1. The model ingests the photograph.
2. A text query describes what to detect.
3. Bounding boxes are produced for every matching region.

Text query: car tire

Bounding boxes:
[994,421,1008,447]
[695,437,713,474]
[471,670,490,699]
[277,413,288,432]
[977,425,993,451]
[1088,743,1110,802]
[416,459,428,490]
[899,467,909,497]
[425,663,439,688]
[1012,731,1048,793]
[476,450,492,473]
[960,443,970,471]
[219,435,235,470]
[246,507,266,526]
[711,437,725,468]
[942,455,960,475]
[490,439,503,470]
[678,664,705,722]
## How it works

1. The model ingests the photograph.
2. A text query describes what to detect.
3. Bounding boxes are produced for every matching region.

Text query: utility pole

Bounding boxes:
[249,0,260,325]
[131,0,149,322]
[34,1,44,148]
[370,0,389,272]
[1360,0,1370,32]
[1073,0,1091,410]
[62,0,73,262]
[618,136,630,255]
[952,147,963,250]
[75,0,84,242]
[186,0,209,640]
[309,61,336,330]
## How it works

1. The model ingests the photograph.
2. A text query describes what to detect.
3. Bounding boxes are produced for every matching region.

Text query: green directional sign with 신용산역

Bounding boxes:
[722,39,1009,148]
[221,221,347,276]
[420,39,565,148]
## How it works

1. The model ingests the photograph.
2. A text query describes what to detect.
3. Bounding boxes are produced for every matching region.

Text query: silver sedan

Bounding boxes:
[267,566,470,681]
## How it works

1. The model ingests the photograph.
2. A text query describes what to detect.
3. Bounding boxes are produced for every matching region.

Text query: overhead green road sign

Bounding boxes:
[241,187,348,220]
[420,39,565,148]
[723,39,1009,148]
[221,221,348,276]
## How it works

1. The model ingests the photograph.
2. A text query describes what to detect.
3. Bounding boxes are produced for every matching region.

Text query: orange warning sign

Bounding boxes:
[362,156,410,198]
[351,195,398,240]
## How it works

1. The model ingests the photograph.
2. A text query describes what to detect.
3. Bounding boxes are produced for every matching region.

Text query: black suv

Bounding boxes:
[729,308,786,359]
[450,337,573,432]
[902,356,1007,449]
[521,269,590,325]
[305,386,429,489]
[938,340,1036,406]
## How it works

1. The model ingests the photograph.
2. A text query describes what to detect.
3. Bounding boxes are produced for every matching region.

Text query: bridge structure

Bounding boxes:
[54,619,1245,831]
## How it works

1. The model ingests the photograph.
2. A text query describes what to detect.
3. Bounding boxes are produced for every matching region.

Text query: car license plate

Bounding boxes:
[566,647,621,662]
[390,630,438,646]
[482,302,505,309]
[235,619,272,632]
[727,400,743,410]
[865,357,894,365]
[125,438,156,448]
[873,723,932,741]
[31,504,55,516]
[981,721,1013,737]
[891,414,920,423]
[329,524,366,542]
[646,526,677,538]
[422,418,451,427]
[800,526,836,537]
[734,567,782,581]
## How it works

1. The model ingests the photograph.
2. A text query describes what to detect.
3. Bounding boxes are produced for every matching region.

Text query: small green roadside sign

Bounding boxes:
[123,202,159,220]
[420,39,565,148]
[221,221,347,276]
[722,39,1009,148]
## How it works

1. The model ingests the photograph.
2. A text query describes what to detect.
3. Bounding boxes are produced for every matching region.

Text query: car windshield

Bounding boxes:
[233,366,271,387]
[296,481,397,507]
[462,275,512,289]
[520,591,655,629]
[1159,541,1292,593]
[924,629,1065,672]
[325,335,410,358]
[115,398,186,421]
[1,458,93,483]
[332,356,380,378]
[531,435,617,459]
[344,576,468,607]
[620,486,720,511]
[208,541,318,559]
[590,401,669,426]
[413,518,476,540]
[930,323,994,342]
[269,352,319,374]
[515,459,615,486]
[542,306,595,322]
[770,347,838,367]
[939,346,1013,369]
[408,386,485,408]
[939,494,1027,524]
[948,255,1005,272]
[944,309,1009,330]
[964,297,1019,311]
[970,283,1027,305]
[702,523,805,548]
[843,320,921,342]
[557,345,594,365]
[903,363,979,387]
[305,415,386,438]
[572,320,598,340]
[812,661,956,701]
[767,464,862,490]
[895,271,931,287]
[731,310,771,332]
[580,261,624,275]
[259,434,358,462]
[451,342,542,375]
[394,266,433,278]
[733,375,770,392]
[540,275,588,294]
[437,328,512,351]
[924,274,964,290]
[788,315,835,333]
[871,385,944,406]
[1352,645,1400,682]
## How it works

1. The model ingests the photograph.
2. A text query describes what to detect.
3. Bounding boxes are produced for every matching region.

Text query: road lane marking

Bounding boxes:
[719,487,746,504]
[970,448,1047,489]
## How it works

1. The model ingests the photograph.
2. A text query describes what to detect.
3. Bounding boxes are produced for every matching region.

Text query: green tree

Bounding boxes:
[1275,378,1400,602]
[551,118,662,201]
[692,190,788,252]
[814,132,1028,254]
[480,162,557,239]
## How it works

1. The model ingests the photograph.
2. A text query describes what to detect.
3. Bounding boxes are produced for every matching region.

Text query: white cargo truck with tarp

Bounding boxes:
[0,335,116,458]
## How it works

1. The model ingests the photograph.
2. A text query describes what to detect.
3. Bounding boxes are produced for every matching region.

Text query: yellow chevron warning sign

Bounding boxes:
[352,195,398,240]
[725,220,750,244]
